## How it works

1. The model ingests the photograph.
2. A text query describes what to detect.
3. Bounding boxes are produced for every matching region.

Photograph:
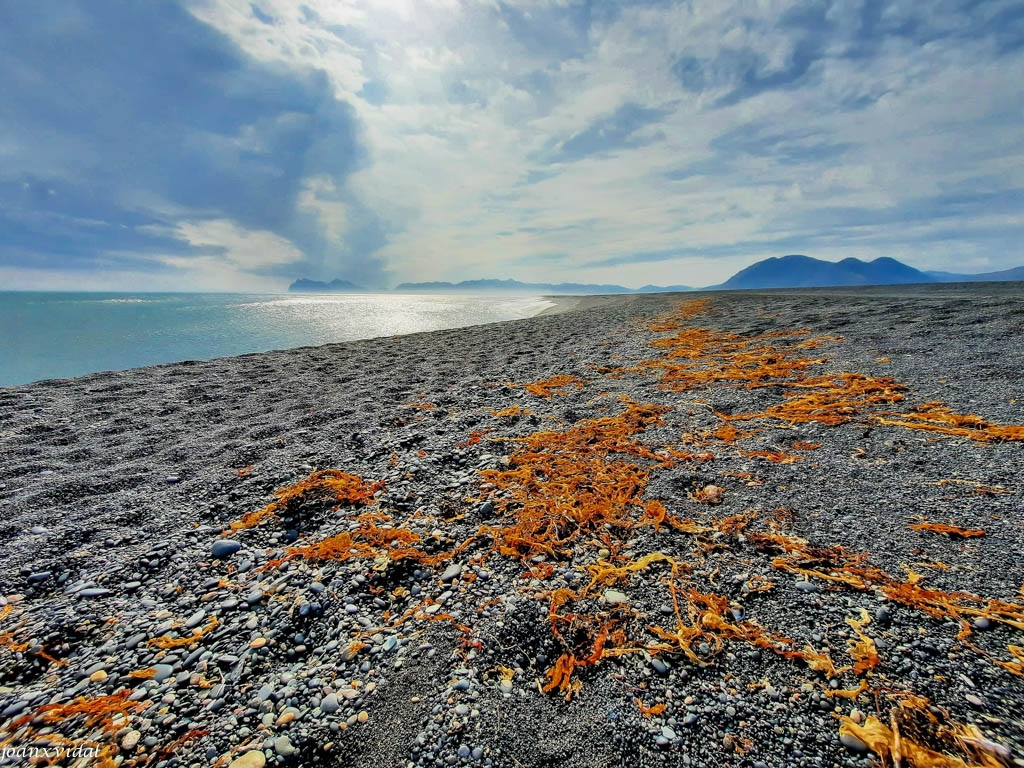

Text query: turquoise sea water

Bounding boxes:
[0,292,554,387]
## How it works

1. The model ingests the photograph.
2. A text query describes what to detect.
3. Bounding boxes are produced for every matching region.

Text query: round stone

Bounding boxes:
[211,540,242,559]
[603,589,628,605]
[274,736,297,757]
[152,664,175,682]
[321,693,340,714]
[229,751,267,768]
[440,563,463,582]
[121,730,141,751]
[840,732,869,753]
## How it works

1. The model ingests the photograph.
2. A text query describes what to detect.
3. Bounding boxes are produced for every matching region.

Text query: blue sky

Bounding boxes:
[1,0,1022,290]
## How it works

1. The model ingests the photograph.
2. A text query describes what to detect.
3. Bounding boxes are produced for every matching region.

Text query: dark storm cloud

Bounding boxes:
[0,1,388,285]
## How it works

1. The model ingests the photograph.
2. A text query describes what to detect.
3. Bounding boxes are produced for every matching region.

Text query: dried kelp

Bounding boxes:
[874,402,1024,442]
[909,520,986,539]
[478,398,682,560]
[517,374,585,398]
[149,616,219,649]
[275,511,462,568]
[6,692,145,768]
[838,696,1011,767]
[229,469,384,531]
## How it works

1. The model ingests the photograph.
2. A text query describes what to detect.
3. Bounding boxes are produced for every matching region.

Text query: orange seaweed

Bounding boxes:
[520,374,586,398]
[229,469,384,531]
[909,520,986,539]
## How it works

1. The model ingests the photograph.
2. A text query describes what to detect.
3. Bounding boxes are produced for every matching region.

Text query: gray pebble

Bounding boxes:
[78,587,112,598]
[321,693,340,714]
[840,732,869,753]
[211,539,242,558]
[152,664,175,682]
[274,736,297,757]
[440,563,463,582]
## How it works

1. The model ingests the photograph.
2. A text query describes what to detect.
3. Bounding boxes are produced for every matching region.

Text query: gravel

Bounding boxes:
[1,285,1023,767]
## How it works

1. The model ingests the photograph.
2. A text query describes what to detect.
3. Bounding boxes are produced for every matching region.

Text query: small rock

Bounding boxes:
[78,587,112,598]
[274,736,297,757]
[152,664,175,682]
[795,581,818,593]
[440,563,463,583]
[974,617,991,631]
[840,732,870,753]
[357,710,369,723]
[229,749,267,768]
[249,637,267,649]
[603,589,628,605]
[121,730,141,750]
[321,693,340,714]
[89,669,108,683]
[211,540,242,559]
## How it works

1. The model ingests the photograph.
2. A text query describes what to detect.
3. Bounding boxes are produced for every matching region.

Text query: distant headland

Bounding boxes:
[290,255,1024,294]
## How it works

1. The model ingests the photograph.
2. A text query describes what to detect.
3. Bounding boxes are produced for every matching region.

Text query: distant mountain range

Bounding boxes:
[290,256,1023,295]
[711,255,1024,290]
[288,278,365,292]
[289,276,693,294]
[392,278,693,294]
[713,255,926,289]
[925,265,1024,283]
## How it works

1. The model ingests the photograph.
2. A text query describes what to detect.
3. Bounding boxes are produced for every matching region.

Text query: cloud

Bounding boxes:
[0,0,387,289]
[2,0,1023,290]
[549,103,672,162]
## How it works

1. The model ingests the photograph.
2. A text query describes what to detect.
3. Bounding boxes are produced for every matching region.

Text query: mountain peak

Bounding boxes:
[716,255,929,290]
[289,278,365,293]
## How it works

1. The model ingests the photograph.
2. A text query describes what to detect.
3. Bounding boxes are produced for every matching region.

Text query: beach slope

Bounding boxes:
[1,285,1023,767]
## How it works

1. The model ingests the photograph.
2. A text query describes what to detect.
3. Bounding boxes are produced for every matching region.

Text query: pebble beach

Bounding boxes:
[1,285,1023,768]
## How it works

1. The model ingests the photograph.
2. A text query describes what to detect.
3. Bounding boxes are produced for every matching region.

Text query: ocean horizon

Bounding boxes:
[0,291,555,387]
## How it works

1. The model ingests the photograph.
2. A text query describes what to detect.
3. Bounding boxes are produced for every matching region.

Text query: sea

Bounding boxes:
[0,292,555,387]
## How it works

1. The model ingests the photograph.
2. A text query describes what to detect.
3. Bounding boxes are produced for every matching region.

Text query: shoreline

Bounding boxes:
[0,292,576,390]
[1,285,1022,767]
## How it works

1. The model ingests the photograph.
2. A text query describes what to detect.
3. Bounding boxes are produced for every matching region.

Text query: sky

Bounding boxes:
[1,0,1023,292]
